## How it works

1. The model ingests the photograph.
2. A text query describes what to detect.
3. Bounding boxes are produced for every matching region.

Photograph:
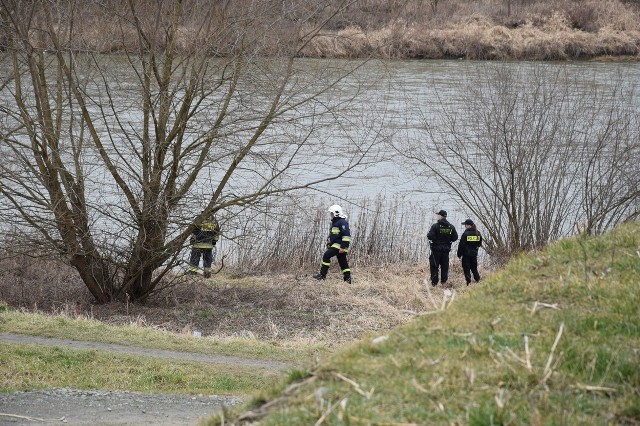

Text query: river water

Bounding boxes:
[313,59,640,209]
[1,57,639,268]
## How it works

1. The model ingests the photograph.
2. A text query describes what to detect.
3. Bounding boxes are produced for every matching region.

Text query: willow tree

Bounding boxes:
[0,0,381,303]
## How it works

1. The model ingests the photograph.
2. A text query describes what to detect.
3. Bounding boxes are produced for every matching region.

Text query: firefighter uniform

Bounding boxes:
[189,215,220,278]
[314,206,352,283]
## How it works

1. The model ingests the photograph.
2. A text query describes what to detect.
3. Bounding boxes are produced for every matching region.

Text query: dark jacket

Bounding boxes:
[327,216,351,252]
[191,217,221,249]
[427,219,458,252]
[457,228,482,258]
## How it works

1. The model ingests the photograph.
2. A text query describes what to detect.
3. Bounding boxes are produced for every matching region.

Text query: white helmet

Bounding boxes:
[328,204,343,217]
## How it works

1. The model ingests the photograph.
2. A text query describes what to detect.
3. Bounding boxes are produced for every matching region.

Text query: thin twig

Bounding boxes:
[531,301,560,315]
[542,322,565,384]
[574,383,616,393]
[334,373,374,399]
[314,396,348,426]
[423,278,439,310]
[524,335,532,371]
[0,413,51,422]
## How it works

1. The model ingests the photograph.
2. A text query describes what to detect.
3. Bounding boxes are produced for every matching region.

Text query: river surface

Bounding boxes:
[1,57,639,266]
[312,59,640,210]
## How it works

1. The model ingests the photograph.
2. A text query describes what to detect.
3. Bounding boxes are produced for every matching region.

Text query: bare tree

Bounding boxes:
[573,81,640,235]
[0,0,383,303]
[396,65,639,260]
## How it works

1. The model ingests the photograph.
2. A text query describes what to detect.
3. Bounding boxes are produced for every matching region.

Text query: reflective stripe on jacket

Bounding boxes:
[457,228,482,258]
[192,219,220,249]
[327,216,351,252]
[427,219,458,252]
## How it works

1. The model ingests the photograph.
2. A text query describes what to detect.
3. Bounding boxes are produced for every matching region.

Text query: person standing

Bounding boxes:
[427,209,458,287]
[188,213,221,278]
[457,219,482,285]
[313,204,352,284]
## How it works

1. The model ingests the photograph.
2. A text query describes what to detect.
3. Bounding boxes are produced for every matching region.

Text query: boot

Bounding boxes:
[203,268,211,278]
[314,264,329,280]
[343,274,352,284]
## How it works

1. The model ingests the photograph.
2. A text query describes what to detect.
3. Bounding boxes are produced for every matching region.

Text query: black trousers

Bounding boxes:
[461,255,480,284]
[319,248,350,278]
[429,250,450,285]
[190,247,213,269]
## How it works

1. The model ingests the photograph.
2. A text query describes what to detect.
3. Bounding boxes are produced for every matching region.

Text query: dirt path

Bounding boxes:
[0,333,291,426]
[0,333,290,370]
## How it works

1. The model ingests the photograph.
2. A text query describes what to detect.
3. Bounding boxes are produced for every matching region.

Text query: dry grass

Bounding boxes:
[0,255,490,347]
[209,221,640,425]
[227,195,433,274]
[304,6,640,60]
[7,0,639,60]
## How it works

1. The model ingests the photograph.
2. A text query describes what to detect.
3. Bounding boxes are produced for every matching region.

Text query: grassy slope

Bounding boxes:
[222,222,640,425]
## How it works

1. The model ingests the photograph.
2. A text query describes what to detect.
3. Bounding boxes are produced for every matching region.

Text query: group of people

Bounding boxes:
[187,205,482,286]
[311,206,482,286]
[427,209,482,287]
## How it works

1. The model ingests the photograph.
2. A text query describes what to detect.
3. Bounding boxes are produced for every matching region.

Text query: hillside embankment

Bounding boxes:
[216,221,640,425]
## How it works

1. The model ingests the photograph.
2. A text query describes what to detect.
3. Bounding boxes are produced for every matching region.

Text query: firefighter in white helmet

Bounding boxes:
[313,204,352,284]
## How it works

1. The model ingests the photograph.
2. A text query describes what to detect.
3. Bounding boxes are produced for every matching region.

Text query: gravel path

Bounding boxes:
[0,333,292,425]
[0,389,241,425]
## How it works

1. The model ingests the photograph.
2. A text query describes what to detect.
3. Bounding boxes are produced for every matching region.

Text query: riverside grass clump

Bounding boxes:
[229,194,434,274]
[13,0,640,60]
[303,0,640,60]
[212,221,640,425]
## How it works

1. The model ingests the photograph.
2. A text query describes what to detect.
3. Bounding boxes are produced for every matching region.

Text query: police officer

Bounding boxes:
[188,213,221,278]
[427,210,458,287]
[313,205,352,284]
[457,219,482,285]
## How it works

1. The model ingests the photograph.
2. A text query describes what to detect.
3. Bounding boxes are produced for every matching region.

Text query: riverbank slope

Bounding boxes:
[219,221,640,425]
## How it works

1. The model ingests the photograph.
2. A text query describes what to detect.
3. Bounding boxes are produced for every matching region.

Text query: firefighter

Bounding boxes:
[457,219,482,285]
[188,213,221,278]
[313,204,352,284]
[427,209,458,287]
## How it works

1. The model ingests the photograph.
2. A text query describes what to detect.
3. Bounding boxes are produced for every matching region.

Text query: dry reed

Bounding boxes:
[6,0,639,60]
[226,195,434,274]
[0,251,487,345]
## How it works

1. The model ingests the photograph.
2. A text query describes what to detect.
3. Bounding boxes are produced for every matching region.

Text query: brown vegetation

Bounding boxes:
[2,0,639,60]
[0,255,481,344]
[230,196,433,274]
[305,0,640,59]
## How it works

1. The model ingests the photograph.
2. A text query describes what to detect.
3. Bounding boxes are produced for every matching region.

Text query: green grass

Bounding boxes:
[0,309,318,364]
[0,342,279,396]
[211,222,640,425]
[0,296,322,396]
